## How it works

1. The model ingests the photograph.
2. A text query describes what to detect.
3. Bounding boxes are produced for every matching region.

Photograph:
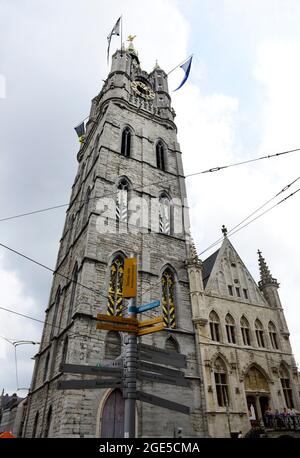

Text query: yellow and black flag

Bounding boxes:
[74,121,85,143]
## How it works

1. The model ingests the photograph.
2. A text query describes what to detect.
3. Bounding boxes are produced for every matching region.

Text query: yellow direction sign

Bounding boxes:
[96,323,137,333]
[138,316,163,328]
[137,322,165,336]
[123,258,137,298]
[97,313,137,325]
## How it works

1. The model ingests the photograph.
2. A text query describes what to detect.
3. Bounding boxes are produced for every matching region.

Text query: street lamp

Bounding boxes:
[1,337,40,391]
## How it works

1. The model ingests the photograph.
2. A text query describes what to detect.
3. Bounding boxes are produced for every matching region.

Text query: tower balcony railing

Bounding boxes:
[128,94,154,113]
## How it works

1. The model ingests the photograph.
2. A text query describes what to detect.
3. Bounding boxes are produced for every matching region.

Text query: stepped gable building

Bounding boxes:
[188,231,300,437]
[23,40,207,438]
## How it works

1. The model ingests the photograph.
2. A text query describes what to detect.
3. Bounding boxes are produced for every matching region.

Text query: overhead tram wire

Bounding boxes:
[0,305,289,371]
[0,146,299,224]
[198,176,300,257]
[1,182,300,325]
[0,242,109,302]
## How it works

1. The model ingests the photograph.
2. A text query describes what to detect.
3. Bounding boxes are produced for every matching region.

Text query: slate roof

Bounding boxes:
[0,393,23,411]
[202,249,219,288]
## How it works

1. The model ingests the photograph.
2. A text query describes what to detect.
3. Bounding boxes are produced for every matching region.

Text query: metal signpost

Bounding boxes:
[57,379,122,390]
[59,363,122,377]
[57,257,191,437]
[136,391,190,415]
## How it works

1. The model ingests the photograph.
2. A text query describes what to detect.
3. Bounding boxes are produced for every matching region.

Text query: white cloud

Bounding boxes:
[0,255,41,391]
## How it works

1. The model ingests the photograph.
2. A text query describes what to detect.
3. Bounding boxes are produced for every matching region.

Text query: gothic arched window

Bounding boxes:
[209,311,220,342]
[32,412,39,438]
[279,366,294,408]
[44,353,50,382]
[104,331,121,359]
[156,141,165,171]
[161,268,176,328]
[116,179,129,224]
[268,321,279,350]
[255,319,265,348]
[67,263,79,324]
[107,255,125,316]
[165,336,179,352]
[225,313,236,344]
[50,287,61,340]
[61,336,68,365]
[214,357,229,407]
[44,406,52,438]
[67,214,75,248]
[240,316,251,346]
[121,127,131,157]
[83,187,91,226]
[80,161,86,183]
[159,194,171,234]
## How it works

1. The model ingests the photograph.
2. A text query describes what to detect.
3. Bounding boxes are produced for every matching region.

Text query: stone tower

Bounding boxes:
[22,42,207,438]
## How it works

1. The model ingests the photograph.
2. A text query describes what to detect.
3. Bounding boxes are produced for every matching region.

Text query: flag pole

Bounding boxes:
[167,54,193,76]
[120,15,123,55]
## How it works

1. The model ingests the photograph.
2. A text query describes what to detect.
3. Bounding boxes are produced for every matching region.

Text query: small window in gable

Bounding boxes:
[228,285,233,296]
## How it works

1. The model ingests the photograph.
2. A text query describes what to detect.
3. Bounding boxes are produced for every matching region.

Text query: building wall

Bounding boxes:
[194,239,300,437]
[23,49,207,438]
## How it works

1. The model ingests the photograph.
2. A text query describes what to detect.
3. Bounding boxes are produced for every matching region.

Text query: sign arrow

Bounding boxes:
[139,343,187,369]
[138,360,185,378]
[59,363,122,377]
[57,379,122,390]
[136,370,189,387]
[129,300,160,314]
[136,391,190,415]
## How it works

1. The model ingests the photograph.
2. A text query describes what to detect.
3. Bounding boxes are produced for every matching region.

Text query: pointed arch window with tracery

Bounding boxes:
[255,319,265,348]
[209,311,220,342]
[225,313,236,344]
[214,357,229,407]
[116,179,129,224]
[268,321,279,350]
[159,194,171,234]
[241,316,251,346]
[161,268,176,328]
[280,366,294,408]
[107,255,125,316]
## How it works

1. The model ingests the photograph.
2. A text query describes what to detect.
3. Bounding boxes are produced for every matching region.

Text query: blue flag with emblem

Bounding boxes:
[173,55,193,91]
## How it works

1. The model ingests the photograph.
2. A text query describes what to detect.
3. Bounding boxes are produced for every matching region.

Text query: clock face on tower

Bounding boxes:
[131,81,155,100]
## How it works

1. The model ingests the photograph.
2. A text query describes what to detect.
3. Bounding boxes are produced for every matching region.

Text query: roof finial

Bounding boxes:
[221,225,228,237]
[187,238,202,267]
[257,249,279,288]
[154,59,160,70]
[127,34,136,48]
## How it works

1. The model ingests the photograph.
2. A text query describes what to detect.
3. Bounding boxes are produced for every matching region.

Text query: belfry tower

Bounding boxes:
[23,41,207,438]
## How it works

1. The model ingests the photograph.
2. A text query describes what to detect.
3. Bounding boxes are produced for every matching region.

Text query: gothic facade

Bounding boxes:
[22,43,207,438]
[187,237,300,437]
[22,42,299,438]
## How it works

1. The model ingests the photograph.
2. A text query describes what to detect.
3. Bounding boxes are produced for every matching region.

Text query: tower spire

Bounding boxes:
[257,249,279,288]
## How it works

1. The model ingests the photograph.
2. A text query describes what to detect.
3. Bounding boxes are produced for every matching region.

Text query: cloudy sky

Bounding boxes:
[0,0,300,396]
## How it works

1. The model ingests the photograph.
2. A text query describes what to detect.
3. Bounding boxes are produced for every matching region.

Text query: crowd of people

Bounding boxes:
[264,406,300,429]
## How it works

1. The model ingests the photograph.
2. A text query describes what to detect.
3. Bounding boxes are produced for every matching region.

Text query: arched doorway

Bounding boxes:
[101,389,124,438]
[244,366,270,425]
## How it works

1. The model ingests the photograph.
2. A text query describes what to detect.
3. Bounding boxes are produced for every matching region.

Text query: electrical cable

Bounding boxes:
[1,146,299,224]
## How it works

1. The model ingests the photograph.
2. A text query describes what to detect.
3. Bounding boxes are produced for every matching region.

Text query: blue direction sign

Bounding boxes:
[129,300,160,314]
